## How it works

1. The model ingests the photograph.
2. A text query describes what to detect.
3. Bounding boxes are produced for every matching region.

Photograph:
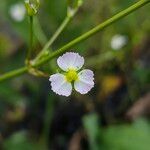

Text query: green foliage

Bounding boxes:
[83,115,150,150]
[0,82,25,105]
[83,114,100,150]
[102,119,150,150]
[134,66,150,85]
[0,0,150,149]
[3,131,42,150]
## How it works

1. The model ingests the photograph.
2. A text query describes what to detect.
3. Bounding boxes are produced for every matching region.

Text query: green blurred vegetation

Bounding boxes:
[0,0,150,150]
[83,114,150,150]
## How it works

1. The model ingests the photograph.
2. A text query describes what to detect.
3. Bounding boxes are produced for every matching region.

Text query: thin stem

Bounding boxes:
[34,15,72,62]
[0,67,27,82]
[34,2,81,63]
[26,16,33,62]
[42,94,54,148]
[0,0,149,82]
[34,16,48,46]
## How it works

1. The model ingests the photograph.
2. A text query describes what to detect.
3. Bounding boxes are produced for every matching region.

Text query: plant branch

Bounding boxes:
[0,67,27,82]
[34,0,82,63]
[34,0,150,67]
[0,0,149,82]
[34,16,48,46]
[34,15,72,62]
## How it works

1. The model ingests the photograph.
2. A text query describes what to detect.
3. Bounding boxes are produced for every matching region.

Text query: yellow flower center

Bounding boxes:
[66,69,78,82]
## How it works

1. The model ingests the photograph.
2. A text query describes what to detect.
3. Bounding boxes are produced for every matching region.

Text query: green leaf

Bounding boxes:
[3,131,41,150]
[102,119,150,150]
[83,113,100,150]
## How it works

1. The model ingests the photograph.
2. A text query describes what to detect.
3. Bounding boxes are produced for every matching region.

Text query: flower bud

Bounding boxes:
[24,0,40,16]
[67,0,83,9]
[67,0,83,17]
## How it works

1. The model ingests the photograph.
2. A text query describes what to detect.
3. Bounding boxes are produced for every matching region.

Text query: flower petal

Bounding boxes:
[74,69,94,94]
[57,52,84,71]
[49,73,72,96]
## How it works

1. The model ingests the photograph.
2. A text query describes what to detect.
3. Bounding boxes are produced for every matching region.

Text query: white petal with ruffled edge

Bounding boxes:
[57,52,84,71]
[74,69,94,94]
[49,73,72,96]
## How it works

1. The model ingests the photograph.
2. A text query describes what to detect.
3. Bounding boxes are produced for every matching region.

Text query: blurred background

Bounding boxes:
[0,0,150,150]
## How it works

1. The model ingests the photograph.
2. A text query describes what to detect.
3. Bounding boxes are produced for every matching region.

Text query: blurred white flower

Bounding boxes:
[49,52,94,97]
[9,3,26,22]
[111,34,128,50]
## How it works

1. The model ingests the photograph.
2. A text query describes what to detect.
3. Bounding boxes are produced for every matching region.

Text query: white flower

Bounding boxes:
[49,52,94,97]
[9,3,26,22]
[111,34,128,50]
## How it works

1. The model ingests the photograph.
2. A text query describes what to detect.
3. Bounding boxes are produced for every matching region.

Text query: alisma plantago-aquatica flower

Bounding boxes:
[49,52,94,96]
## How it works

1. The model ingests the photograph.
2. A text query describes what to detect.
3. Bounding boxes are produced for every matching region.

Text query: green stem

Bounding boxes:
[34,15,72,62]
[34,16,48,46]
[0,0,149,82]
[0,67,27,82]
[26,16,33,62]
[42,94,54,148]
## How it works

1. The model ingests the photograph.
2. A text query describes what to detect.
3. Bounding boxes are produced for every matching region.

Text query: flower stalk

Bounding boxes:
[33,15,72,63]
[34,0,83,63]
[25,0,40,64]
[26,16,33,64]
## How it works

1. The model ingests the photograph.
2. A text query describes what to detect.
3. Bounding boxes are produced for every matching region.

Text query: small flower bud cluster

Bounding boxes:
[67,0,83,9]
[67,0,83,17]
[24,0,40,16]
